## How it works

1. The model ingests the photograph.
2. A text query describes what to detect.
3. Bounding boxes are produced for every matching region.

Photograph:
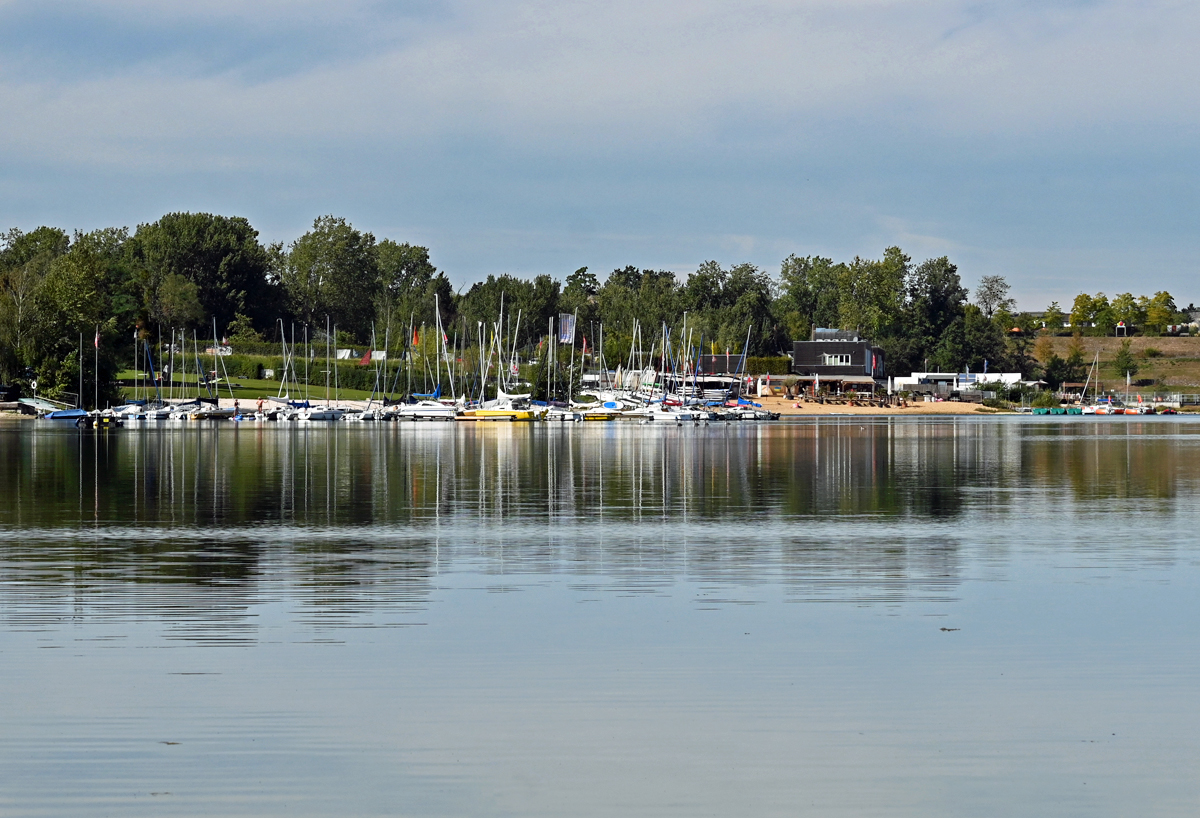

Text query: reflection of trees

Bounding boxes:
[1023,422,1182,503]
[2,418,1197,626]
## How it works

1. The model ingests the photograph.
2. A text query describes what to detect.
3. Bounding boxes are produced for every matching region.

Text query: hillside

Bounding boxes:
[1039,335,1200,389]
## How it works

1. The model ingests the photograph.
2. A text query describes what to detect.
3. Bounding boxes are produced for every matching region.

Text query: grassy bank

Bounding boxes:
[1039,335,1200,389]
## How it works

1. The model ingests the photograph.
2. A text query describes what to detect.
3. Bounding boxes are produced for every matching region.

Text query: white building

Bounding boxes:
[889,371,1024,395]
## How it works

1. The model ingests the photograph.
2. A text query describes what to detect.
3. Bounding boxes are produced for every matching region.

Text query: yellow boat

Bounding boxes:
[462,409,537,421]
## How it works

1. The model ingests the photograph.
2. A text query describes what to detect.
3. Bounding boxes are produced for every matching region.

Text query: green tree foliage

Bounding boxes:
[1004,312,1040,376]
[1063,334,1088,383]
[1043,301,1066,333]
[559,266,599,331]
[1142,291,1176,333]
[0,227,71,380]
[679,261,777,354]
[776,255,843,340]
[899,256,967,373]
[838,248,909,342]
[30,229,133,406]
[974,275,1015,318]
[1111,292,1144,329]
[374,240,455,348]
[130,213,276,334]
[457,273,560,350]
[1069,293,1096,332]
[281,216,379,339]
[1070,292,1116,335]
[594,267,680,352]
[9,210,1198,399]
[1110,339,1139,379]
[155,273,205,329]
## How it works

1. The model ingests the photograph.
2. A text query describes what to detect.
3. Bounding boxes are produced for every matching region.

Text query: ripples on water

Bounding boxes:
[2,417,1199,816]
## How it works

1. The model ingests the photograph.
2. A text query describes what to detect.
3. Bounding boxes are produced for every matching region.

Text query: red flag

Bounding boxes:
[358,349,372,366]
[412,329,419,345]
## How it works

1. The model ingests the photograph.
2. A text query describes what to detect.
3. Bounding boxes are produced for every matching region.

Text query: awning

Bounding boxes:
[793,375,879,385]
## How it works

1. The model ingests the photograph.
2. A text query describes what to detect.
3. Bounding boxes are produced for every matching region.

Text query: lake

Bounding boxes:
[1,417,1198,816]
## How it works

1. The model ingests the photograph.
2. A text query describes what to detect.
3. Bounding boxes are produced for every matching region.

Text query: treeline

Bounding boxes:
[0,212,1192,405]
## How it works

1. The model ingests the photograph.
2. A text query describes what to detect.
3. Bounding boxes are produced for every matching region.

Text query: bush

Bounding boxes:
[1031,390,1060,408]
[1141,347,1163,359]
[746,357,792,375]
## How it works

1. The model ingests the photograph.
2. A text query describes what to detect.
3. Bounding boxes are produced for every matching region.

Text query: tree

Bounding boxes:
[456,273,559,351]
[908,257,967,344]
[1143,291,1176,333]
[678,261,776,354]
[1042,302,1066,333]
[1063,333,1087,383]
[1069,293,1096,332]
[282,216,379,339]
[974,275,1015,318]
[376,241,436,304]
[0,227,70,380]
[31,229,131,407]
[594,267,681,352]
[1110,339,1138,379]
[155,273,205,329]
[226,312,263,343]
[933,304,1005,373]
[565,267,598,297]
[373,240,448,346]
[560,267,599,332]
[1005,312,1040,377]
[130,213,276,334]
[1110,292,1143,329]
[838,247,908,342]
[776,255,843,339]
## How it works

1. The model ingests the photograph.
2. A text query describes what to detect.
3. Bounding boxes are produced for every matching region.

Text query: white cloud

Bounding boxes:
[0,0,1198,305]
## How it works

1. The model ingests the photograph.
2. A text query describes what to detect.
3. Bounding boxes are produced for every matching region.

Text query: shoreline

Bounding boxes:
[755,396,1005,416]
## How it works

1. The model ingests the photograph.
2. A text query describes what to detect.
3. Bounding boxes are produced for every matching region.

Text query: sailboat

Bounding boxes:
[299,320,344,421]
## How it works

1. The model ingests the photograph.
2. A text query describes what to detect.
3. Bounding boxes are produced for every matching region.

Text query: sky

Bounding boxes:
[0,0,1196,310]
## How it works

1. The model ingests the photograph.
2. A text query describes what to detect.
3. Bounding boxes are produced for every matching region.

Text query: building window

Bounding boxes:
[819,353,852,366]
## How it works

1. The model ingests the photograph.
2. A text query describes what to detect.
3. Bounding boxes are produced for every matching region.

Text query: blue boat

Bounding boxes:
[41,408,88,421]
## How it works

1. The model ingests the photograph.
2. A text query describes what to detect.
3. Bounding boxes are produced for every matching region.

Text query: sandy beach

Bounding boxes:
[756,396,1006,416]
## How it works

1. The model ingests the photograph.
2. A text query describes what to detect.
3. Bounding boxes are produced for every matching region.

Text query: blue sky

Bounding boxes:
[0,0,1196,309]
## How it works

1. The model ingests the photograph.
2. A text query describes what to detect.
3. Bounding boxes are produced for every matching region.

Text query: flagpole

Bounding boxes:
[94,326,99,410]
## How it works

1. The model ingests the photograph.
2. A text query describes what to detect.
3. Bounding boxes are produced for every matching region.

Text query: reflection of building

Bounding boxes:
[791,329,885,392]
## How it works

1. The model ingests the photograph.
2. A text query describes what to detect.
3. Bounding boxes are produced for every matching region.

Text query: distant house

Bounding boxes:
[790,329,885,392]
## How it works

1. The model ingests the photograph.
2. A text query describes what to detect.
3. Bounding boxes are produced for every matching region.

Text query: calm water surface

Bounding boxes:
[1,417,1198,816]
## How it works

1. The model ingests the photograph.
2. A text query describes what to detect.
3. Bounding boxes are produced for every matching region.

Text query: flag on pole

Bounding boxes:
[412,329,419,345]
[94,329,100,349]
[557,313,576,344]
[358,349,372,366]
